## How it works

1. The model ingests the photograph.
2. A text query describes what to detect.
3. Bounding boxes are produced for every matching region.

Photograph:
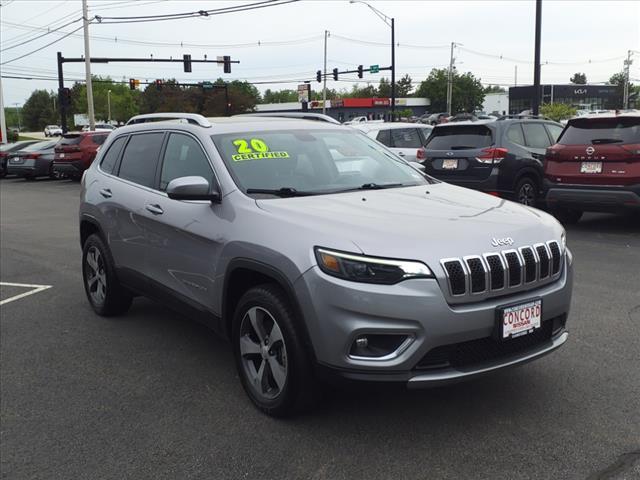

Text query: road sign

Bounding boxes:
[298,83,310,103]
[370,64,379,74]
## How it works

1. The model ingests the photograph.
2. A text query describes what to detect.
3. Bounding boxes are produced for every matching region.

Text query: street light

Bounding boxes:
[107,89,112,123]
[349,0,395,121]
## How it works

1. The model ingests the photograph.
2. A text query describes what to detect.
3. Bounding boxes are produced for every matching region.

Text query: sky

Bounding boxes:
[1,0,639,106]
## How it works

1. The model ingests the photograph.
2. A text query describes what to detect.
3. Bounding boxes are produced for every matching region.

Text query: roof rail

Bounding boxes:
[497,114,552,121]
[126,113,211,127]
[234,112,341,125]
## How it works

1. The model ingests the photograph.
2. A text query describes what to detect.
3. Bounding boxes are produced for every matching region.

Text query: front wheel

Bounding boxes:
[514,177,538,206]
[232,285,319,417]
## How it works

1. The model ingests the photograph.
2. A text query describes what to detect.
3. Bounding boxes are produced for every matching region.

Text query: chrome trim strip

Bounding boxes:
[518,246,538,284]
[440,258,468,296]
[483,252,507,292]
[348,335,415,362]
[502,248,523,287]
[463,255,488,295]
[534,242,551,279]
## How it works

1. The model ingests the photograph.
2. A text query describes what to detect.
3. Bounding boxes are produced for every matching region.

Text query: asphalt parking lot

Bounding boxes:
[1,177,639,480]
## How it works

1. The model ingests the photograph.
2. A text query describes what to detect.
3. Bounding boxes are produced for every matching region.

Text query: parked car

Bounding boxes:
[0,140,39,177]
[53,132,109,179]
[355,122,433,161]
[425,112,450,125]
[79,112,573,417]
[6,140,58,179]
[449,113,478,123]
[44,125,63,137]
[421,117,564,206]
[343,116,369,125]
[544,112,640,223]
[82,124,116,132]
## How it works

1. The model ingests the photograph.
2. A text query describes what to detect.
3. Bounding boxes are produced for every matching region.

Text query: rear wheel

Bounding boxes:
[82,234,132,316]
[232,284,318,417]
[514,177,538,206]
[551,207,583,225]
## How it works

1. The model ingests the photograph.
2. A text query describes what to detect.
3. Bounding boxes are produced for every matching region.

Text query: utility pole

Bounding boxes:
[446,42,455,115]
[107,90,112,123]
[82,0,95,130]
[532,0,542,116]
[515,65,518,86]
[0,77,7,144]
[322,30,328,115]
[14,103,21,131]
[623,50,633,109]
[390,17,395,121]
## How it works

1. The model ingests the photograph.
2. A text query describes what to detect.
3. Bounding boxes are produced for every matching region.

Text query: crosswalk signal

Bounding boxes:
[316,70,322,83]
[332,68,338,81]
[357,65,363,78]
[223,55,231,74]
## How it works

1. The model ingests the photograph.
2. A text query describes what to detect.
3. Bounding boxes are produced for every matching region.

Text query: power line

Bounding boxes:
[1,24,85,65]
[0,17,83,52]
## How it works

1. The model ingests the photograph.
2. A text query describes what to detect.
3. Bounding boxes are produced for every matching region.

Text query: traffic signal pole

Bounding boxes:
[391,17,395,121]
[322,30,328,115]
[82,0,96,131]
[57,52,68,133]
[532,0,542,116]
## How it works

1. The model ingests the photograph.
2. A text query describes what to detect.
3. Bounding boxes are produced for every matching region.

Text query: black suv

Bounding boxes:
[420,116,564,206]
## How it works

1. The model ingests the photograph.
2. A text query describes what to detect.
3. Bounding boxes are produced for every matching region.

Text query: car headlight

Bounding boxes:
[561,230,567,253]
[315,247,433,284]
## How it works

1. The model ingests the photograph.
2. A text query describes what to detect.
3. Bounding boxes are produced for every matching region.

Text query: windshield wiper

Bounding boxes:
[358,182,405,190]
[245,187,315,197]
[591,138,623,144]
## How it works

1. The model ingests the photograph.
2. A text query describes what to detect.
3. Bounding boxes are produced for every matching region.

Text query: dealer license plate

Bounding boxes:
[580,161,602,174]
[498,299,542,340]
[441,159,458,170]
[59,153,65,159]
[10,157,20,163]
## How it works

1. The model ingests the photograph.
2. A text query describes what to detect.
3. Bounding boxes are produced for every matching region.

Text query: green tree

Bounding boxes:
[484,85,506,94]
[310,88,339,100]
[607,71,631,108]
[378,78,391,97]
[21,89,56,130]
[415,68,485,113]
[540,103,577,122]
[262,89,298,103]
[396,74,413,97]
[71,76,140,123]
[570,72,587,84]
[343,83,377,98]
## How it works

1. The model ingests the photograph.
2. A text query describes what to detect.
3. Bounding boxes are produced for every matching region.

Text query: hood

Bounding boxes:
[256,183,563,263]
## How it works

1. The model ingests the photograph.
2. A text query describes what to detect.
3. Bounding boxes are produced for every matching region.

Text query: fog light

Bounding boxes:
[349,334,411,359]
[355,337,369,348]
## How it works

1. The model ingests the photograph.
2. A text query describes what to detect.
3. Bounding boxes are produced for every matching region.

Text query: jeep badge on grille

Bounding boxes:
[491,237,514,247]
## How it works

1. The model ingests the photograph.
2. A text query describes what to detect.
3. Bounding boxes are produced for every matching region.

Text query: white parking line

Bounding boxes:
[0,282,53,305]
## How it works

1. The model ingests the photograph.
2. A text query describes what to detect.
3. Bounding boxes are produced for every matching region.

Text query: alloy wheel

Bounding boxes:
[85,246,107,305]
[518,183,536,206]
[239,306,288,400]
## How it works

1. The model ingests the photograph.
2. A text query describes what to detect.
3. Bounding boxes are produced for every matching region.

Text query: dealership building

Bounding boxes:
[508,84,622,113]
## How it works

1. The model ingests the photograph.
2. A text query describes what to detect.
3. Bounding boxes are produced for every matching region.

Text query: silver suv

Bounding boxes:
[79,113,574,416]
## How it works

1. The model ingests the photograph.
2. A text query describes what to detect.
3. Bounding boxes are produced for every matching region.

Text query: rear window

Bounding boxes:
[560,117,640,145]
[390,128,422,148]
[92,134,108,145]
[425,125,493,150]
[21,141,56,152]
[60,134,83,146]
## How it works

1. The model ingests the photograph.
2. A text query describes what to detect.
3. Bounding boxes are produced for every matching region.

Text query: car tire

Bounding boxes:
[82,234,132,316]
[232,284,319,417]
[514,177,538,206]
[551,207,583,225]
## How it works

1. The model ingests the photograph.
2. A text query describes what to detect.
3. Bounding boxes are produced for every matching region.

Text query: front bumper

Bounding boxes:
[295,255,573,386]
[545,180,640,212]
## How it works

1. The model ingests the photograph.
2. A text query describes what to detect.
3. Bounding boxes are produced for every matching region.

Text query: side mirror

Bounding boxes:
[409,161,426,172]
[166,176,221,202]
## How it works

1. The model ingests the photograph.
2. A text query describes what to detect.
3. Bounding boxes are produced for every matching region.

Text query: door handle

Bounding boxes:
[99,188,112,198]
[397,151,405,156]
[145,204,164,215]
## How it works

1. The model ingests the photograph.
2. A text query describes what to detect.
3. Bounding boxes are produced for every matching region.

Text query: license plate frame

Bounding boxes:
[496,298,542,341]
[441,158,459,170]
[580,161,602,174]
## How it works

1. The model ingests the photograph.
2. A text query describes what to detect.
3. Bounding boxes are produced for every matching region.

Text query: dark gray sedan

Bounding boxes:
[7,140,58,179]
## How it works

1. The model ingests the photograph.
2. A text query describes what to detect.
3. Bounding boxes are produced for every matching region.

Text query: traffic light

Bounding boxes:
[155,79,163,91]
[357,65,363,78]
[316,70,322,83]
[129,78,136,90]
[60,87,71,107]
[223,55,231,74]
[183,54,192,73]
[332,68,338,81]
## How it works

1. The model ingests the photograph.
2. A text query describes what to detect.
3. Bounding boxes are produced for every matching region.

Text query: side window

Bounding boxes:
[117,133,164,188]
[376,129,391,147]
[390,128,422,148]
[100,136,127,175]
[160,133,214,191]
[506,124,525,145]
[522,123,552,149]
[92,135,107,145]
[545,124,564,144]
[417,128,431,145]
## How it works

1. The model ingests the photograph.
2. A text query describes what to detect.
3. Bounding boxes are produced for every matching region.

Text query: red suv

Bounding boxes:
[53,132,109,179]
[544,113,640,223]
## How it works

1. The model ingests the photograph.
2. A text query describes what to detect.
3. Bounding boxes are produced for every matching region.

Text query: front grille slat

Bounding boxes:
[440,240,564,301]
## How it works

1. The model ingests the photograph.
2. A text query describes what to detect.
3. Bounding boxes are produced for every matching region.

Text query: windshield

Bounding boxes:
[425,125,494,150]
[560,117,640,145]
[211,129,430,196]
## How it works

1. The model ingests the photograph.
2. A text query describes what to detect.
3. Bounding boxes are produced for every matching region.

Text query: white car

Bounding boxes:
[81,123,116,132]
[354,122,433,162]
[44,125,62,137]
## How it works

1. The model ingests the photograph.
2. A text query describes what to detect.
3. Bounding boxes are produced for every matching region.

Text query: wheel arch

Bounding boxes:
[79,214,106,248]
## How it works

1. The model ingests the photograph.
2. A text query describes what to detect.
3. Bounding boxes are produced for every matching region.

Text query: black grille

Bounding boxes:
[485,254,505,290]
[536,245,550,279]
[444,260,466,295]
[549,241,561,274]
[415,319,555,370]
[521,247,537,283]
[504,252,522,287]
[466,258,486,293]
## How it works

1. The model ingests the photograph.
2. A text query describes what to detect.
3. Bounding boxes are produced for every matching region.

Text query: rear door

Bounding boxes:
[521,122,553,161]
[388,128,425,161]
[545,116,640,186]
[422,124,495,184]
[143,132,223,312]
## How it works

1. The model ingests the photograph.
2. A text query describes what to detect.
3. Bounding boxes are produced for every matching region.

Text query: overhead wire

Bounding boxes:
[0,17,83,52]
[1,24,85,65]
